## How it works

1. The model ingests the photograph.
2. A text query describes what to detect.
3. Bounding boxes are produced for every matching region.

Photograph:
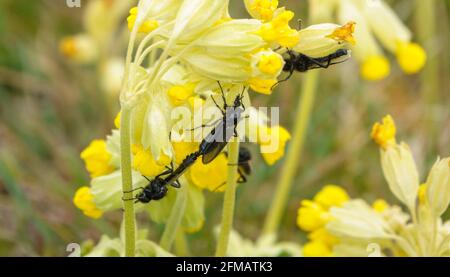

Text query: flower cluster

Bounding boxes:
[297,115,450,257]
[59,0,131,95]
[73,0,354,226]
[67,0,357,257]
[309,0,427,80]
[296,185,350,256]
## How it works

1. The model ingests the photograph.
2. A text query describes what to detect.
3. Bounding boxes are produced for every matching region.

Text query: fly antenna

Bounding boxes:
[217,81,227,108]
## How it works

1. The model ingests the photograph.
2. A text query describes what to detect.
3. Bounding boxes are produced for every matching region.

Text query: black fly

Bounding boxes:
[212,146,252,192]
[235,146,252,183]
[124,83,247,203]
[274,49,350,88]
[123,152,201,203]
[197,82,246,164]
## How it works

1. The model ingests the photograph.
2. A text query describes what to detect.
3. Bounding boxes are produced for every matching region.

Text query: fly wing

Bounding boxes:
[201,117,236,164]
[239,163,252,175]
[201,141,228,164]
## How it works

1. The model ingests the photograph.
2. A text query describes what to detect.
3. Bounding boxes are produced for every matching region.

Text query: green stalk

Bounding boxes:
[415,0,438,106]
[120,107,136,257]
[262,71,319,236]
[415,0,439,160]
[174,230,191,257]
[160,180,188,251]
[215,138,240,257]
[118,25,139,258]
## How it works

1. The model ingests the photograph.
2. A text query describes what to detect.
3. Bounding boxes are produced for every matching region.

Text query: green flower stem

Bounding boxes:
[174,229,191,257]
[160,180,188,251]
[120,107,136,257]
[262,71,319,236]
[118,25,139,258]
[415,0,438,106]
[215,138,240,257]
[415,0,439,158]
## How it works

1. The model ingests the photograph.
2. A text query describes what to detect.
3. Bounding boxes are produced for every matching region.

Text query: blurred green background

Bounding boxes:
[0,0,449,256]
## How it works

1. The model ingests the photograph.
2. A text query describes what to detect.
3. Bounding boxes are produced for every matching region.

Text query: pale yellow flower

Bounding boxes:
[294,22,355,58]
[59,34,98,64]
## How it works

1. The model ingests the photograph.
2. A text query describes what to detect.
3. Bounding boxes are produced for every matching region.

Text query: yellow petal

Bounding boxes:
[190,154,228,192]
[371,115,396,149]
[73,186,103,219]
[80,140,114,178]
[396,42,427,74]
[302,240,333,257]
[372,199,389,213]
[313,185,350,209]
[297,200,331,232]
[326,21,356,45]
[248,78,277,95]
[361,55,390,81]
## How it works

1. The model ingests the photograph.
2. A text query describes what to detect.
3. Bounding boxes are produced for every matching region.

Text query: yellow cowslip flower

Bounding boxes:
[360,55,390,81]
[131,144,171,177]
[127,7,159,33]
[257,10,300,48]
[313,185,350,209]
[100,57,124,96]
[418,184,427,206]
[244,0,279,21]
[302,240,333,257]
[258,125,291,165]
[114,111,121,129]
[371,115,396,149]
[372,199,389,213]
[294,22,355,58]
[308,228,339,247]
[336,0,425,79]
[167,83,196,106]
[297,200,331,232]
[73,186,103,219]
[396,42,427,74]
[251,50,285,79]
[59,34,98,64]
[59,37,77,58]
[187,18,264,59]
[190,154,228,192]
[247,78,277,95]
[170,0,230,43]
[80,139,114,178]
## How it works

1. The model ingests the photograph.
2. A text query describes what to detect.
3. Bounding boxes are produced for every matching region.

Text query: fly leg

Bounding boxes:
[123,187,144,194]
[187,118,221,131]
[271,68,294,90]
[217,81,228,110]
[171,180,181,188]
[211,94,226,116]
[237,169,247,183]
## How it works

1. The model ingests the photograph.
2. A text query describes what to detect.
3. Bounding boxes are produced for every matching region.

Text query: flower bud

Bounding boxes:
[426,158,450,216]
[293,22,355,58]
